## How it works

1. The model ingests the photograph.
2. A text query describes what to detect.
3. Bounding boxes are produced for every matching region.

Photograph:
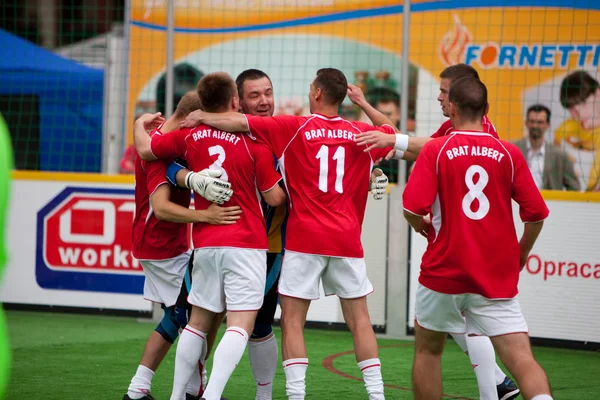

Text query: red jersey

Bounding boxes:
[403,130,549,299]
[150,125,282,250]
[431,116,498,138]
[132,131,191,260]
[245,113,395,258]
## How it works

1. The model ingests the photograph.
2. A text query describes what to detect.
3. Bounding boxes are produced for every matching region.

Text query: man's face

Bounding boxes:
[375,101,400,127]
[437,78,452,117]
[525,110,550,140]
[239,77,274,117]
[573,88,600,129]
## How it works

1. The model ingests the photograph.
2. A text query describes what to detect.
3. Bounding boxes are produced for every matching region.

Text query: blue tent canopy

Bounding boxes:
[0,29,104,172]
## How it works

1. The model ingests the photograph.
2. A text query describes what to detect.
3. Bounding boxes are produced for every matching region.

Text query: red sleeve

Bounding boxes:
[149,129,189,160]
[431,120,453,138]
[245,114,304,158]
[146,159,170,196]
[352,121,397,161]
[251,141,282,192]
[402,140,439,216]
[507,143,550,222]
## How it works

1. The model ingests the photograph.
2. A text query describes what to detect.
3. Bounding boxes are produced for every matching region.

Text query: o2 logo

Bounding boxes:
[36,187,144,294]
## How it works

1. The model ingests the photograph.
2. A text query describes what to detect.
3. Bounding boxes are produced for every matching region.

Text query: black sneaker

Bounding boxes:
[122,394,155,400]
[497,376,520,400]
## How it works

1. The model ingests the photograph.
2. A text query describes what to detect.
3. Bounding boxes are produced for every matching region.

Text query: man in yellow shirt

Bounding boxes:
[554,70,600,191]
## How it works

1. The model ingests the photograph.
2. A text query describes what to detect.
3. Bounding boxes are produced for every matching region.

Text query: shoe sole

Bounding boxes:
[499,389,520,400]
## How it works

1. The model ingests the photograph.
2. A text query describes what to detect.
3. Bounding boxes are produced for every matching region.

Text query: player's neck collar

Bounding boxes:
[312,113,342,121]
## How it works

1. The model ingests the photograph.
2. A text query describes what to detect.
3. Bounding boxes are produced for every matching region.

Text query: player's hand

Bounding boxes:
[186,168,233,204]
[370,168,388,200]
[347,84,368,106]
[355,130,396,152]
[180,110,205,128]
[384,149,397,161]
[415,215,432,238]
[204,203,242,225]
[136,112,165,132]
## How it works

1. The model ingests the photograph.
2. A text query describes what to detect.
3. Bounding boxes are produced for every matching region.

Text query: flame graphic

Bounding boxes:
[439,15,472,66]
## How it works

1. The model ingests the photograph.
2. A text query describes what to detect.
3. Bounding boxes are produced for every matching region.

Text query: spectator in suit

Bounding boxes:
[513,104,580,191]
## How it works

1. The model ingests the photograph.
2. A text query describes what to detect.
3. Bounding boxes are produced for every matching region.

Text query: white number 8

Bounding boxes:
[462,165,490,220]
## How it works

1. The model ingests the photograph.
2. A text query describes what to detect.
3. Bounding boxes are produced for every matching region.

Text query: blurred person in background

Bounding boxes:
[513,104,580,191]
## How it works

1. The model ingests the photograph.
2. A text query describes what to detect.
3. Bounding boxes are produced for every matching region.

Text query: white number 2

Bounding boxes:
[316,145,345,193]
[462,165,490,220]
[208,145,228,182]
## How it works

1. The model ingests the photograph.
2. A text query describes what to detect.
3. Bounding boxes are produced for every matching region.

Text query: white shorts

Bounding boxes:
[188,248,266,313]
[140,250,191,307]
[415,284,529,337]
[278,250,374,300]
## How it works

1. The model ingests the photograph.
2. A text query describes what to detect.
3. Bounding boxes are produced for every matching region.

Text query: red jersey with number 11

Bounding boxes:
[402,131,549,299]
[245,113,395,258]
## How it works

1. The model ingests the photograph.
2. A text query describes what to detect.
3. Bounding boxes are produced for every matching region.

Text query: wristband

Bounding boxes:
[185,171,194,189]
[395,134,409,151]
[393,150,405,160]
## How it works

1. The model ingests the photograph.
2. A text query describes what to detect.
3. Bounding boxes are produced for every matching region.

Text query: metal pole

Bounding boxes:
[165,0,175,118]
[398,0,411,185]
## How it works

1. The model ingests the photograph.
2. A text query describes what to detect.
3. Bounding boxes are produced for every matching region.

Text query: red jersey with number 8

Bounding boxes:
[402,131,549,299]
[245,113,395,258]
[150,126,282,250]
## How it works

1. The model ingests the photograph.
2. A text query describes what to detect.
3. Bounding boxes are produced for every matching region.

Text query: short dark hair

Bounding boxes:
[439,63,480,83]
[449,77,488,122]
[560,70,599,109]
[235,69,273,99]
[196,72,237,113]
[173,91,203,118]
[367,87,400,108]
[314,68,348,106]
[526,104,551,123]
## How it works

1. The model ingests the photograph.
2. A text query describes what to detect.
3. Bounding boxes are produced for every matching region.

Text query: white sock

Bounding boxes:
[357,358,384,400]
[202,327,249,400]
[185,360,202,397]
[452,334,507,386]
[283,358,309,400]
[466,335,499,400]
[249,333,279,400]
[202,365,208,393]
[127,365,154,399]
[494,364,507,385]
[531,395,553,400]
[450,332,469,353]
[170,326,207,400]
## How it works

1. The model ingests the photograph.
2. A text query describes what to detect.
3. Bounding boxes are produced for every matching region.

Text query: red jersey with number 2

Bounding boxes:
[402,131,549,299]
[150,126,282,250]
[245,113,395,258]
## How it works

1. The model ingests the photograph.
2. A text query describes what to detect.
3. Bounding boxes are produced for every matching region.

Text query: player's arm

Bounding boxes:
[402,142,438,237]
[509,144,550,268]
[356,130,431,155]
[347,84,399,131]
[181,110,249,132]
[165,161,233,204]
[133,113,165,160]
[150,185,241,225]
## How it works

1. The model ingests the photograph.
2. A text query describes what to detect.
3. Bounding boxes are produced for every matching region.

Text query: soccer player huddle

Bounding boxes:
[128,65,553,400]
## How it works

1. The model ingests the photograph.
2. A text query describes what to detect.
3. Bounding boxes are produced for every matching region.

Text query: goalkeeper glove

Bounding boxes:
[185,168,233,204]
[370,168,388,200]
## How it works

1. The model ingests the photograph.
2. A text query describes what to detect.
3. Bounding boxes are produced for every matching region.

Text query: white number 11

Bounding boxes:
[316,145,345,193]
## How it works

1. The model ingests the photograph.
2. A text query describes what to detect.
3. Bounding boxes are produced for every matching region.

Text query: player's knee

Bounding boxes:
[251,323,273,339]
[154,306,187,343]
